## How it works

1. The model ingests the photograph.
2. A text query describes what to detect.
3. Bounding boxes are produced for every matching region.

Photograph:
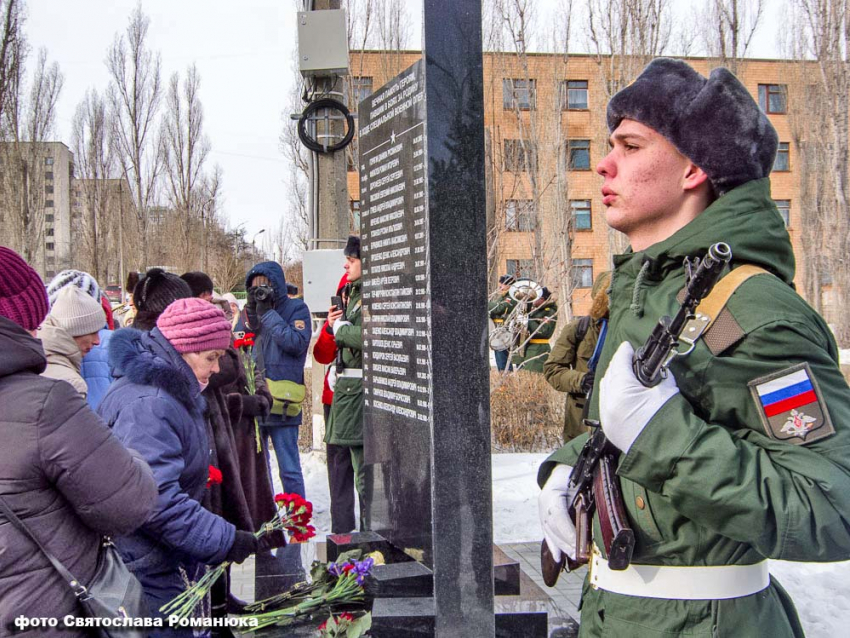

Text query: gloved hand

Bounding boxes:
[245,289,259,330]
[327,365,338,392]
[538,464,577,563]
[332,319,352,336]
[226,530,259,564]
[600,341,680,454]
[253,287,275,317]
[240,393,271,419]
[580,370,595,394]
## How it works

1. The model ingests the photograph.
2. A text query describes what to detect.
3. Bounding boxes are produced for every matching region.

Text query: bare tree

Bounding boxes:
[71,88,118,283]
[161,64,211,271]
[106,3,163,270]
[701,0,765,74]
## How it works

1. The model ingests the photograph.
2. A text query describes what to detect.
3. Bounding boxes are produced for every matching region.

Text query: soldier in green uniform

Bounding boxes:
[538,59,850,637]
[543,272,610,442]
[325,235,370,530]
[512,287,557,374]
[488,274,516,371]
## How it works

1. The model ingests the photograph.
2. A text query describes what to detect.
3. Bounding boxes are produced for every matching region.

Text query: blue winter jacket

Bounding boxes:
[97,328,236,604]
[80,328,113,410]
[246,262,312,427]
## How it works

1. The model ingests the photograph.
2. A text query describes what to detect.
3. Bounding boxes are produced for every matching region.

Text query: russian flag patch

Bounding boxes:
[748,363,834,445]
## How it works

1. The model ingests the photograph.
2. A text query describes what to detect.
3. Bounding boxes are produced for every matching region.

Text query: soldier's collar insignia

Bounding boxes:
[748,363,835,446]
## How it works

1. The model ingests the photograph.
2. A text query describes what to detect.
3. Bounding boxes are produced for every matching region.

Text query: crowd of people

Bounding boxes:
[0,238,366,637]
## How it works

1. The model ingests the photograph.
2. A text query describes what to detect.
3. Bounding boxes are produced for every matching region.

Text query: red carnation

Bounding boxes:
[207,465,222,488]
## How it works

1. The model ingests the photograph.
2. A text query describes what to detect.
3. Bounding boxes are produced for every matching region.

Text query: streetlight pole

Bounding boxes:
[251,229,265,260]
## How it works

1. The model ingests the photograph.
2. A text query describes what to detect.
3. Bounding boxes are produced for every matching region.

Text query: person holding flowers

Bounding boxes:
[98,298,263,636]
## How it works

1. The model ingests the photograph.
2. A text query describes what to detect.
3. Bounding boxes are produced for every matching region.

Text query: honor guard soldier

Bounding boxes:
[538,58,850,637]
[489,274,516,371]
[512,286,557,374]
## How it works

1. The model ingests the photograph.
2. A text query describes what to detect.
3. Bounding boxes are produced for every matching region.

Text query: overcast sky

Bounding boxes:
[28,0,783,254]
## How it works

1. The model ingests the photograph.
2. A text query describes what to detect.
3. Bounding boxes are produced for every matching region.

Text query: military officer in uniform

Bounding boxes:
[543,271,610,442]
[538,58,850,637]
[512,287,557,374]
[488,274,516,371]
[325,235,369,530]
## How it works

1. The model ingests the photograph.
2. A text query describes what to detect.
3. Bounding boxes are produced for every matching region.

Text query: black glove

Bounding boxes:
[226,530,259,564]
[241,393,271,418]
[245,289,259,330]
[580,370,595,395]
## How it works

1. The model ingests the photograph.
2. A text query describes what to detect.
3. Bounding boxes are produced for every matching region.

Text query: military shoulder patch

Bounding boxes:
[748,363,835,446]
[294,320,306,330]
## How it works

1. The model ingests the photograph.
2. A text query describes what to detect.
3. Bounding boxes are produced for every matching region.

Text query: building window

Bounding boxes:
[45,213,54,223]
[348,77,373,109]
[560,80,588,110]
[45,185,54,194]
[572,258,593,289]
[45,242,55,251]
[774,199,790,227]
[45,171,54,181]
[44,157,54,166]
[504,139,537,172]
[506,258,535,278]
[774,142,790,172]
[505,199,535,232]
[503,78,537,110]
[45,270,55,278]
[45,199,54,208]
[350,200,361,227]
[568,139,591,170]
[758,84,787,114]
[570,200,592,230]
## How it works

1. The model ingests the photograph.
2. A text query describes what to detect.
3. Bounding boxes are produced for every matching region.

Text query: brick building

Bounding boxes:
[346,52,810,318]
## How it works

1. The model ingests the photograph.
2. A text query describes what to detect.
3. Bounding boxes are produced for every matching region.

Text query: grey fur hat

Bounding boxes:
[607,58,778,195]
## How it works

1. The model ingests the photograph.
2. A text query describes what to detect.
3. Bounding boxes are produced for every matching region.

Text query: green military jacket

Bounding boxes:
[325,280,363,447]
[539,179,850,637]
[512,300,558,373]
[543,317,601,441]
[488,291,516,325]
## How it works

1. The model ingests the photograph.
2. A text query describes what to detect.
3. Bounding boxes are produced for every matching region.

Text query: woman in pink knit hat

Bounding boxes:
[97,297,263,636]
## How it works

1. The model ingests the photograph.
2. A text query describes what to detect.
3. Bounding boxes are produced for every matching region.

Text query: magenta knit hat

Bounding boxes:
[156,297,232,353]
[0,247,49,331]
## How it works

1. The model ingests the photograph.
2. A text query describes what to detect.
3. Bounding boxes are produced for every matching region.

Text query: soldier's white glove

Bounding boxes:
[538,464,576,562]
[327,365,338,392]
[600,341,679,454]
[332,319,352,336]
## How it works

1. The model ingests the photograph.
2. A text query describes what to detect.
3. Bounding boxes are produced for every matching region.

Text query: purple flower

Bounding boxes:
[327,562,344,577]
[351,558,374,585]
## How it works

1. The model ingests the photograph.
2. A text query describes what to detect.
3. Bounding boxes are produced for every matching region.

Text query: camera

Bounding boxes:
[254,285,274,303]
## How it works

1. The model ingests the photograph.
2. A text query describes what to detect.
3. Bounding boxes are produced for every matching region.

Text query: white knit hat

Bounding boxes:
[50,285,105,336]
[46,269,101,306]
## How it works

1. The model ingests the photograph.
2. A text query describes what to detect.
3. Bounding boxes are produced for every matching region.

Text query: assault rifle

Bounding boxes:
[542,242,732,585]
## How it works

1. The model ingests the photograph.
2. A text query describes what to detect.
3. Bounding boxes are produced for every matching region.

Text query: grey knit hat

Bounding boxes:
[607,58,778,195]
[50,285,105,336]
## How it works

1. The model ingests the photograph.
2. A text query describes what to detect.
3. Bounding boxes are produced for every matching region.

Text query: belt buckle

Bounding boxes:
[589,545,601,590]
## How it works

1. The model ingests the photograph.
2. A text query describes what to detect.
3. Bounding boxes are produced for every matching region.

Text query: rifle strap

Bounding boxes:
[681,264,770,355]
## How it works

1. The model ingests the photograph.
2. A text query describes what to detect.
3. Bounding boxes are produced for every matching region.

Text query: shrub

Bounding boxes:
[489,369,564,452]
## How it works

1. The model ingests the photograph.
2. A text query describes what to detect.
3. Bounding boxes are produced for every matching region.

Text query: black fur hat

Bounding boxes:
[344,235,361,259]
[133,268,192,331]
[607,58,778,196]
[180,271,215,297]
[499,274,517,286]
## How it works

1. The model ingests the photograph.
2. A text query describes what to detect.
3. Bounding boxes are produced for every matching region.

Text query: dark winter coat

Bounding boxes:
[0,316,157,636]
[97,328,236,607]
[80,328,114,410]
[245,262,312,427]
[218,347,286,548]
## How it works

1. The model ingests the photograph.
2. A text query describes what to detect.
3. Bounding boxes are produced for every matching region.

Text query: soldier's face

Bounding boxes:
[345,256,362,281]
[596,119,695,251]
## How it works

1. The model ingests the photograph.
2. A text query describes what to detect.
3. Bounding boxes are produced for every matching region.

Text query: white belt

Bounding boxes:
[339,368,363,378]
[589,546,769,600]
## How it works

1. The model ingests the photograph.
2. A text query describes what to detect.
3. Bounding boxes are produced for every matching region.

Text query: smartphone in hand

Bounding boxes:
[331,295,343,311]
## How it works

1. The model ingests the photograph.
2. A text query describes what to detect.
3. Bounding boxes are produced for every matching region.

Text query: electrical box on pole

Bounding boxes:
[297,10,349,78]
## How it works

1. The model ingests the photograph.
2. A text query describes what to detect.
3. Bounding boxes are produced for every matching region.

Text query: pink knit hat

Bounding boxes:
[0,247,49,331]
[156,297,232,353]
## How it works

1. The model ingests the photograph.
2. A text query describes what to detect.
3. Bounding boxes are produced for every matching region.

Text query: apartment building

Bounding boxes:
[346,52,812,317]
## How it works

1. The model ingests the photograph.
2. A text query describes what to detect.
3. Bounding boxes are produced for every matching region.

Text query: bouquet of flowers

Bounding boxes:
[234,332,263,452]
[318,611,372,637]
[160,492,316,621]
[238,553,375,632]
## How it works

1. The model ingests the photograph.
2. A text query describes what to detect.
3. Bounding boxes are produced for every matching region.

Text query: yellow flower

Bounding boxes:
[366,550,385,566]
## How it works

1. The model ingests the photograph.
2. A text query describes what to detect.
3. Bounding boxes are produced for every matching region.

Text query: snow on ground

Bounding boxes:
[276,450,850,636]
